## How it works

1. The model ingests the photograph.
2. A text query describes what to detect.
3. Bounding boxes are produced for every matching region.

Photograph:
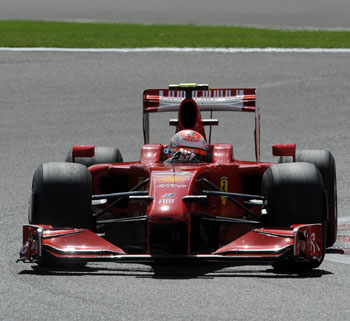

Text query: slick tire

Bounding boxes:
[262,162,327,270]
[65,146,123,167]
[279,150,337,247]
[29,162,94,230]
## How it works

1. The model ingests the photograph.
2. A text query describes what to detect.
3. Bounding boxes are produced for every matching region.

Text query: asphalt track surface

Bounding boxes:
[1,0,350,29]
[1,51,350,320]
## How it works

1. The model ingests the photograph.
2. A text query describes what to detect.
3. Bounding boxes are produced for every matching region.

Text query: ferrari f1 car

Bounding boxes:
[19,84,337,270]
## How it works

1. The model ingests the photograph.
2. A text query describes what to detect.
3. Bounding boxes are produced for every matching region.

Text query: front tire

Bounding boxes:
[262,162,327,270]
[29,162,94,230]
[279,150,337,247]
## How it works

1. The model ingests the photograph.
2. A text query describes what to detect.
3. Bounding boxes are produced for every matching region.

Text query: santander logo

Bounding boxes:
[308,232,321,256]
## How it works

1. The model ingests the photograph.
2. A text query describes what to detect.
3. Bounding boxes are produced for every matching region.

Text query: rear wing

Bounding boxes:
[142,87,261,161]
[143,88,256,113]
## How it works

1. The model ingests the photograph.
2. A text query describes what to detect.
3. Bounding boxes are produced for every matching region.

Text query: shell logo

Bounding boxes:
[220,176,228,206]
[157,176,189,183]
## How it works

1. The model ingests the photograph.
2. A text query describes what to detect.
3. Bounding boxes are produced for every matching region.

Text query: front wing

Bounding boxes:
[18,224,323,265]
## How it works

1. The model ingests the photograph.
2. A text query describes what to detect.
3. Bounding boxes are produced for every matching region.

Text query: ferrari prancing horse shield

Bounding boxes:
[220,176,228,206]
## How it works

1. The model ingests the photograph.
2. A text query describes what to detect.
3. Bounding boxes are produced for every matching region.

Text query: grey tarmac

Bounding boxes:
[1,51,350,320]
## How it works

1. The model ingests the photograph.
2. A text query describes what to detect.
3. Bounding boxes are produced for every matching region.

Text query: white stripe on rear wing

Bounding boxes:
[143,89,256,113]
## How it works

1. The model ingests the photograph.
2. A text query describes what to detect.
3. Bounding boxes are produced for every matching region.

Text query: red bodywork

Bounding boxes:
[19,86,322,266]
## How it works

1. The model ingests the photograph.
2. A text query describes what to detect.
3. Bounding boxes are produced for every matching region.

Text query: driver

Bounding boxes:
[165,129,209,163]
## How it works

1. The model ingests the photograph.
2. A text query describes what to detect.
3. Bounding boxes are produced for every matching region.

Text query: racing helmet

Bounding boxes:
[168,130,209,161]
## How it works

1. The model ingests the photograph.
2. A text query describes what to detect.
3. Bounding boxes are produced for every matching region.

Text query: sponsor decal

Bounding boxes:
[30,239,38,252]
[299,230,321,258]
[158,199,175,205]
[20,241,29,256]
[20,237,38,258]
[155,171,191,175]
[162,193,175,197]
[220,176,228,206]
[309,233,321,256]
[157,175,190,183]
[154,171,192,183]
[137,177,148,191]
[158,184,186,188]
[183,131,200,143]
[305,231,321,257]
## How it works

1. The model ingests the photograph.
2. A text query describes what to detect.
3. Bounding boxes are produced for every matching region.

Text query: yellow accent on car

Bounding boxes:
[220,176,228,206]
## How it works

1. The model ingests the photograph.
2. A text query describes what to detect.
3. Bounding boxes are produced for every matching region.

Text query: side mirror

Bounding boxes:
[272,144,296,162]
[72,145,95,163]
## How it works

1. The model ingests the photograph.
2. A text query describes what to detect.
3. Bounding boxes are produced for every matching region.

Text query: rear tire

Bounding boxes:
[65,146,123,167]
[279,150,337,247]
[262,162,327,270]
[29,162,94,230]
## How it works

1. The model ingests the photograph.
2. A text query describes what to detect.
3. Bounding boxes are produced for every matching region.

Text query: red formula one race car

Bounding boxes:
[19,84,337,270]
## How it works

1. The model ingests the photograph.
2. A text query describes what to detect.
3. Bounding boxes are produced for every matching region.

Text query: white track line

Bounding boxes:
[1,47,350,53]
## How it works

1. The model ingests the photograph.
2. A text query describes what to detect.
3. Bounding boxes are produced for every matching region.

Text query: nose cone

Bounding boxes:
[147,169,195,223]
[148,197,188,223]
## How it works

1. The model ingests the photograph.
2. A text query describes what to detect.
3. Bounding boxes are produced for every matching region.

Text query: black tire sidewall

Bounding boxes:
[30,162,94,229]
[279,150,337,247]
[262,162,327,269]
[263,162,326,227]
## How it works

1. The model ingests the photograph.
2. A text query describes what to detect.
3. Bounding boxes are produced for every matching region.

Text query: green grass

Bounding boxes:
[0,20,349,48]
